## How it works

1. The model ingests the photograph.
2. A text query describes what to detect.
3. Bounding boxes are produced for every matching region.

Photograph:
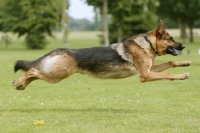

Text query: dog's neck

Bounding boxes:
[143,34,160,56]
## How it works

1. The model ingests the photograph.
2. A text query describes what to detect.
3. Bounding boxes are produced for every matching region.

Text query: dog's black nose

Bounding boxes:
[176,43,185,50]
[181,44,185,49]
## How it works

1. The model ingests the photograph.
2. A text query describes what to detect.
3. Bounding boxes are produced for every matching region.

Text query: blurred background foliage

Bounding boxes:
[0,0,200,49]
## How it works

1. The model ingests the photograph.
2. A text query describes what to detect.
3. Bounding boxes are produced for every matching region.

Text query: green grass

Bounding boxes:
[0,31,200,133]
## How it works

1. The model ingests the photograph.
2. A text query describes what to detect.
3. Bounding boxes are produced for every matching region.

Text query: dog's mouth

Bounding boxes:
[166,44,185,56]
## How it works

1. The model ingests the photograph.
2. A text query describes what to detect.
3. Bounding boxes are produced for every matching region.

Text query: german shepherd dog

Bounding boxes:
[12,20,191,90]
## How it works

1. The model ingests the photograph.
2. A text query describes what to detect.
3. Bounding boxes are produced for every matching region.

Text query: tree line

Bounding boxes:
[0,0,200,49]
[0,0,68,49]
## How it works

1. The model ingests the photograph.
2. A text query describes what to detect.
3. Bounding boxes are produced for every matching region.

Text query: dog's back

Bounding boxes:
[72,46,135,78]
[73,47,126,73]
[14,47,135,79]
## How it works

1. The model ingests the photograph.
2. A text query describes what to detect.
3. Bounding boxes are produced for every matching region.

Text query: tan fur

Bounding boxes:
[121,21,191,82]
[12,20,191,90]
[13,53,78,89]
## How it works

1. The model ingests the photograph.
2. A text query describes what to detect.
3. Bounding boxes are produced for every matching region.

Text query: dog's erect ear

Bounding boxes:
[156,20,165,35]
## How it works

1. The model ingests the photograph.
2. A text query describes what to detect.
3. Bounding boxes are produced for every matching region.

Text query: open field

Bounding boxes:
[0,31,200,133]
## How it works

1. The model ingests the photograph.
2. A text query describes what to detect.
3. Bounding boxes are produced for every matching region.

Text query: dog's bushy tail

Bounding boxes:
[14,60,33,73]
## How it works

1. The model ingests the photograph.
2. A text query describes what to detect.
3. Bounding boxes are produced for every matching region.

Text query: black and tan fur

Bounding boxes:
[12,20,192,90]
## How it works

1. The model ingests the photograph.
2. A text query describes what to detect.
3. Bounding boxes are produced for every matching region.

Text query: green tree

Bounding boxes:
[86,0,110,46]
[157,0,200,43]
[93,7,101,30]
[0,0,57,49]
[85,0,158,44]
[54,0,69,47]
[109,0,158,44]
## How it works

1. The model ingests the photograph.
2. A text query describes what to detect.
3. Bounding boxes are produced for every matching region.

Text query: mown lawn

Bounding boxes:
[0,31,200,133]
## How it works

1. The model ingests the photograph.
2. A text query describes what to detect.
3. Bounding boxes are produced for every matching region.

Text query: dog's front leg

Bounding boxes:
[151,60,192,72]
[138,71,190,82]
[136,61,190,81]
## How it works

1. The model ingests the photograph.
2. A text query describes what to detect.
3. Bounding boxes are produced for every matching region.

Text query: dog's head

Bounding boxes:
[154,20,185,56]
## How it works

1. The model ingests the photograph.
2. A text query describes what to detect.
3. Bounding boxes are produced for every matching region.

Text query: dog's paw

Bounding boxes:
[171,60,192,67]
[180,60,192,67]
[12,80,25,90]
[12,80,18,86]
[182,72,190,80]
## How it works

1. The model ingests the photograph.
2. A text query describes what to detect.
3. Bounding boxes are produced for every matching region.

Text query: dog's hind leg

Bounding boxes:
[151,61,192,72]
[12,67,63,90]
[13,77,37,90]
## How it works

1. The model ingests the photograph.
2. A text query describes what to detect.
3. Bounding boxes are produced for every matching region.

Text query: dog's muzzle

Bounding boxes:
[166,43,185,56]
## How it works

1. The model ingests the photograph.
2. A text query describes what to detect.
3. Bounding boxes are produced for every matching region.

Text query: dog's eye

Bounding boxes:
[169,38,174,42]
[163,37,174,42]
[163,37,167,40]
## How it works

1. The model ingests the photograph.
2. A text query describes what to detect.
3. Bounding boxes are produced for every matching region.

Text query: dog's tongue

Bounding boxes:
[170,48,178,55]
